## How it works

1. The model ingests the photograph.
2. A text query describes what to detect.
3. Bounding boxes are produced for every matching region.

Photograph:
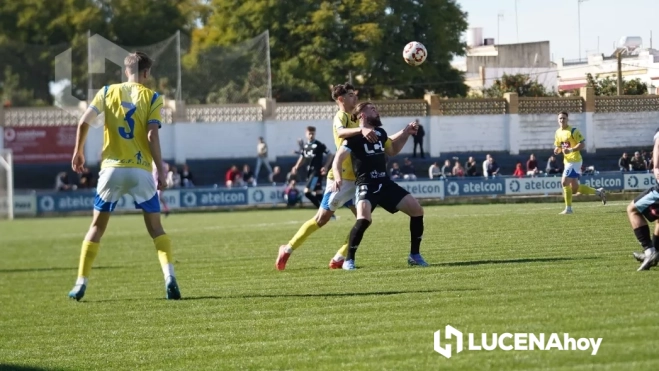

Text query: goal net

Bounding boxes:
[0,149,14,220]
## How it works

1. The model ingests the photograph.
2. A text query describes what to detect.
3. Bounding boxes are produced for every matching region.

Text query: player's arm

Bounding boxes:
[387,121,419,154]
[322,147,334,173]
[553,133,562,155]
[335,115,378,142]
[564,129,586,154]
[291,154,305,173]
[147,94,167,188]
[72,89,105,172]
[385,124,416,156]
[332,143,351,184]
[653,134,659,184]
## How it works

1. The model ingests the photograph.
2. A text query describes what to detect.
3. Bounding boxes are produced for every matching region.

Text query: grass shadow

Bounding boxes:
[85,287,479,303]
[0,266,122,274]
[431,256,598,268]
[186,287,479,301]
[0,365,65,371]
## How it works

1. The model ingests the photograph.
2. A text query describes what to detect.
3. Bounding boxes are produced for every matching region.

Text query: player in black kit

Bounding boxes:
[629,128,659,271]
[331,102,428,270]
[292,126,332,208]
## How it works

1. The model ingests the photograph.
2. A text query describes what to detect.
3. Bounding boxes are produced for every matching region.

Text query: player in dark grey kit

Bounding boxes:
[629,128,659,271]
[291,126,332,209]
[331,102,428,270]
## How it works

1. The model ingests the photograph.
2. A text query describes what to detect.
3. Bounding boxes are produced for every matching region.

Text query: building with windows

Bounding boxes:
[556,37,659,93]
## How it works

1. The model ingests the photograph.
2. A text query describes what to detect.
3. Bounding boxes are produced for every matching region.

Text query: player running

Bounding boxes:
[629,128,659,271]
[275,83,378,270]
[332,102,428,270]
[553,111,606,214]
[67,51,181,301]
[290,126,332,209]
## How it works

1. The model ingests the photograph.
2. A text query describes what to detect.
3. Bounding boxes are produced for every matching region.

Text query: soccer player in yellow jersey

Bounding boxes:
[67,51,181,301]
[553,111,606,215]
[276,83,379,270]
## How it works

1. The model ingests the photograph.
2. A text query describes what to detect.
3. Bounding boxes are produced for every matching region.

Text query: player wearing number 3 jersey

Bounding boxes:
[67,51,181,301]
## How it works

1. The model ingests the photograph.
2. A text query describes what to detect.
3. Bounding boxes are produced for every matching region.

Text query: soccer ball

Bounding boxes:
[403,41,428,66]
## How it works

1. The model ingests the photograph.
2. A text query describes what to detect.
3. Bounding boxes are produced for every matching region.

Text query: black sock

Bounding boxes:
[410,216,424,255]
[304,192,321,208]
[347,219,371,260]
[653,234,659,250]
[634,225,652,249]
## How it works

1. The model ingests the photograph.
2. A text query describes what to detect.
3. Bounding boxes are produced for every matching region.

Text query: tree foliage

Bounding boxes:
[0,0,469,106]
[483,73,556,98]
[585,73,648,96]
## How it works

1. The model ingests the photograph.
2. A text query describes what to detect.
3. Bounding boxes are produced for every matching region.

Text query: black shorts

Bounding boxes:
[634,186,659,222]
[305,171,322,191]
[356,181,410,214]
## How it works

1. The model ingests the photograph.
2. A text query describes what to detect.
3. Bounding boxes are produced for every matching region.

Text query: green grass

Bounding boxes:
[1,202,659,371]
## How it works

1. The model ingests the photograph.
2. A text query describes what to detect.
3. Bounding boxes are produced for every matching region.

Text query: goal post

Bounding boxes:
[0,149,14,220]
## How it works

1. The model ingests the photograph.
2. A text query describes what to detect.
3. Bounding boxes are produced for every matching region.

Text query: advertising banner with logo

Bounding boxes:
[248,186,286,205]
[3,126,77,164]
[506,174,626,196]
[13,194,37,216]
[396,181,445,199]
[624,173,656,191]
[0,194,37,216]
[581,174,625,190]
[444,178,505,197]
[506,177,564,195]
[36,190,181,214]
[179,188,247,208]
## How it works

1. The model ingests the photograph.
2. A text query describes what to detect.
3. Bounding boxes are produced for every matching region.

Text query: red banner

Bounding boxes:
[3,126,76,164]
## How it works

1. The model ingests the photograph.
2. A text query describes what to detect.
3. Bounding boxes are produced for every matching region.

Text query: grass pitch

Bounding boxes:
[1,202,658,371]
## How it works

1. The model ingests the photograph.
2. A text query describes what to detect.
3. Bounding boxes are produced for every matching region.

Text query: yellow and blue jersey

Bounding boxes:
[328,110,358,181]
[554,125,584,164]
[89,82,163,172]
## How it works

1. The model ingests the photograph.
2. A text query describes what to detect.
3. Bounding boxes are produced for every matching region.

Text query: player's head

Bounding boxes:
[355,102,382,128]
[306,126,316,141]
[557,111,569,129]
[331,83,358,112]
[124,51,153,82]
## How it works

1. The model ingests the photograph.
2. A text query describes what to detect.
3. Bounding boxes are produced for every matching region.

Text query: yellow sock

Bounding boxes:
[577,184,596,195]
[77,241,100,278]
[336,240,349,259]
[563,186,573,208]
[154,234,173,266]
[288,219,320,250]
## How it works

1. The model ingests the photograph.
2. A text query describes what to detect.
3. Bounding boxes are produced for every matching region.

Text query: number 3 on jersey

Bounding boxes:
[119,101,137,139]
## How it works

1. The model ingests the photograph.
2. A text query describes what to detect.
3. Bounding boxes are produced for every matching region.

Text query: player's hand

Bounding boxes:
[332,178,342,192]
[361,127,378,143]
[320,167,327,176]
[71,152,85,174]
[405,121,419,135]
[554,147,562,155]
[563,148,573,154]
[157,173,167,190]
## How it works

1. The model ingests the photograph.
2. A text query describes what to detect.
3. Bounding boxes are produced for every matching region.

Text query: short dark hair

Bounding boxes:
[124,51,153,74]
[306,126,316,132]
[331,83,355,101]
[355,101,373,113]
[559,111,569,117]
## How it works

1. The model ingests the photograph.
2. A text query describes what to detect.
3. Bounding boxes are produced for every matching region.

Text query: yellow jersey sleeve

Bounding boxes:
[384,138,393,151]
[554,131,561,148]
[571,128,585,144]
[333,112,349,130]
[89,87,107,115]
[147,93,163,128]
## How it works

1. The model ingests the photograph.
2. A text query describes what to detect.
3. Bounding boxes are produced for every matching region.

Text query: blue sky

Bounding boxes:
[456,0,658,61]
